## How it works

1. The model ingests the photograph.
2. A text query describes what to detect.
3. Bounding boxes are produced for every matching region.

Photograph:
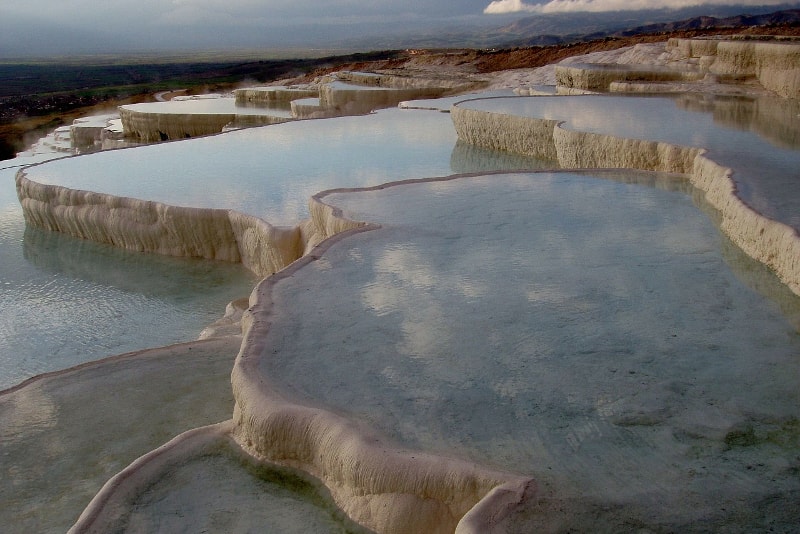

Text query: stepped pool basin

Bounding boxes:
[123,96,294,117]
[259,170,800,530]
[457,94,800,230]
[1,336,242,533]
[0,160,257,390]
[22,108,493,225]
[5,89,800,532]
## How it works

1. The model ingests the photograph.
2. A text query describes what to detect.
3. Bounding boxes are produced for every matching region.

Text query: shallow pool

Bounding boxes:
[22,107,546,226]
[263,170,800,530]
[458,94,800,231]
[0,161,257,390]
[8,90,800,531]
[123,96,294,118]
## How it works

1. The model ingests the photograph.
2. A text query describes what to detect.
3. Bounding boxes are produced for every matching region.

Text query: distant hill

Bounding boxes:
[613,8,800,35]
[505,9,800,46]
[341,6,800,49]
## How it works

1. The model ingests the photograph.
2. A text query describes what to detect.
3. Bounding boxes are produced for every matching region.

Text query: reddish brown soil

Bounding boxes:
[5,25,799,159]
[289,25,800,82]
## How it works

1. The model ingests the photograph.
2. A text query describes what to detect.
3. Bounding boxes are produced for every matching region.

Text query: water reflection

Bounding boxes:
[674,92,800,150]
[124,97,294,118]
[23,109,459,225]
[0,338,239,533]
[0,164,257,390]
[2,104,551,390]
[22,225,255,298]
[450,139,556,174]
[460,94,800,231]
[264,170,800,529]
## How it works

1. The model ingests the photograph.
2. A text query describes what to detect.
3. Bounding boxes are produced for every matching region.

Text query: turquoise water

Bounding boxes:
[3,105,547,390]
[0,160,257,390]
[22,108,545,225]
[458,94,800,230]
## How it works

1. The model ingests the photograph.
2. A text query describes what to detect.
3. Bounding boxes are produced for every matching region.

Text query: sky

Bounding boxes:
[0,0,797,57]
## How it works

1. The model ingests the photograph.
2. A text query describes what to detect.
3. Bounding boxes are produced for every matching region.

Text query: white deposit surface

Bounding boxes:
[5,37,800,533]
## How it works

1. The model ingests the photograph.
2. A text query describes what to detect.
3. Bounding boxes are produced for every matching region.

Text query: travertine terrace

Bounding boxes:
[450,96,800,295]
[9,35,800,533]
[554,35,800,97]
[119,71,478,141]
[118,98,292,143]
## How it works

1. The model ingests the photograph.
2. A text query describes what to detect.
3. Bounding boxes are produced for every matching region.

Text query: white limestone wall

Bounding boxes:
[557,38,800,97]
[666,37,720,61]
[451,106,559,161]
[290,97,329,119]
[667,38,800,98]
[229,207,534,533]
[451,103,800,296]
[302,71,477,117]
[318,83,450,116]
[306,192,368,251]
[119,108,290,142]
[751,42,800,98]
[69,125,104,149]
[119,108,236,142]
[710,41,758,80]
[555,64,704,92]
[227,211,304,276]
[15,169,312,278]
[332,71,476,92]
[234,86,318,105]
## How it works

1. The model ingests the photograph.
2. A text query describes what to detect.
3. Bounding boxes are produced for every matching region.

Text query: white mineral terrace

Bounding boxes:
[17,108,516,278]
[451,94,800,296]
[241,170,800,531]
[119,96,294,142]
[0,160,258,390]
[122,72,477,141]
[3,37,800,533]
[234,85,319,105]
[550,36,800,98]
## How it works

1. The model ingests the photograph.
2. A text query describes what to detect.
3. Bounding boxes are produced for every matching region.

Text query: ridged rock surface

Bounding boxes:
[555,64,704,92]
[557,38,800,98]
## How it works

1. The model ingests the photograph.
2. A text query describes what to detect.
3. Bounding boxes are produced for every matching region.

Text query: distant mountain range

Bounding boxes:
[342,5,800,49]
[511,8,800,46]
[612,8,800,35]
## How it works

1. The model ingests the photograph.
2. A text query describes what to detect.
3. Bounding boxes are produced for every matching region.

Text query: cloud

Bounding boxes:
[484,0,539,13]
[484,0,796,14]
